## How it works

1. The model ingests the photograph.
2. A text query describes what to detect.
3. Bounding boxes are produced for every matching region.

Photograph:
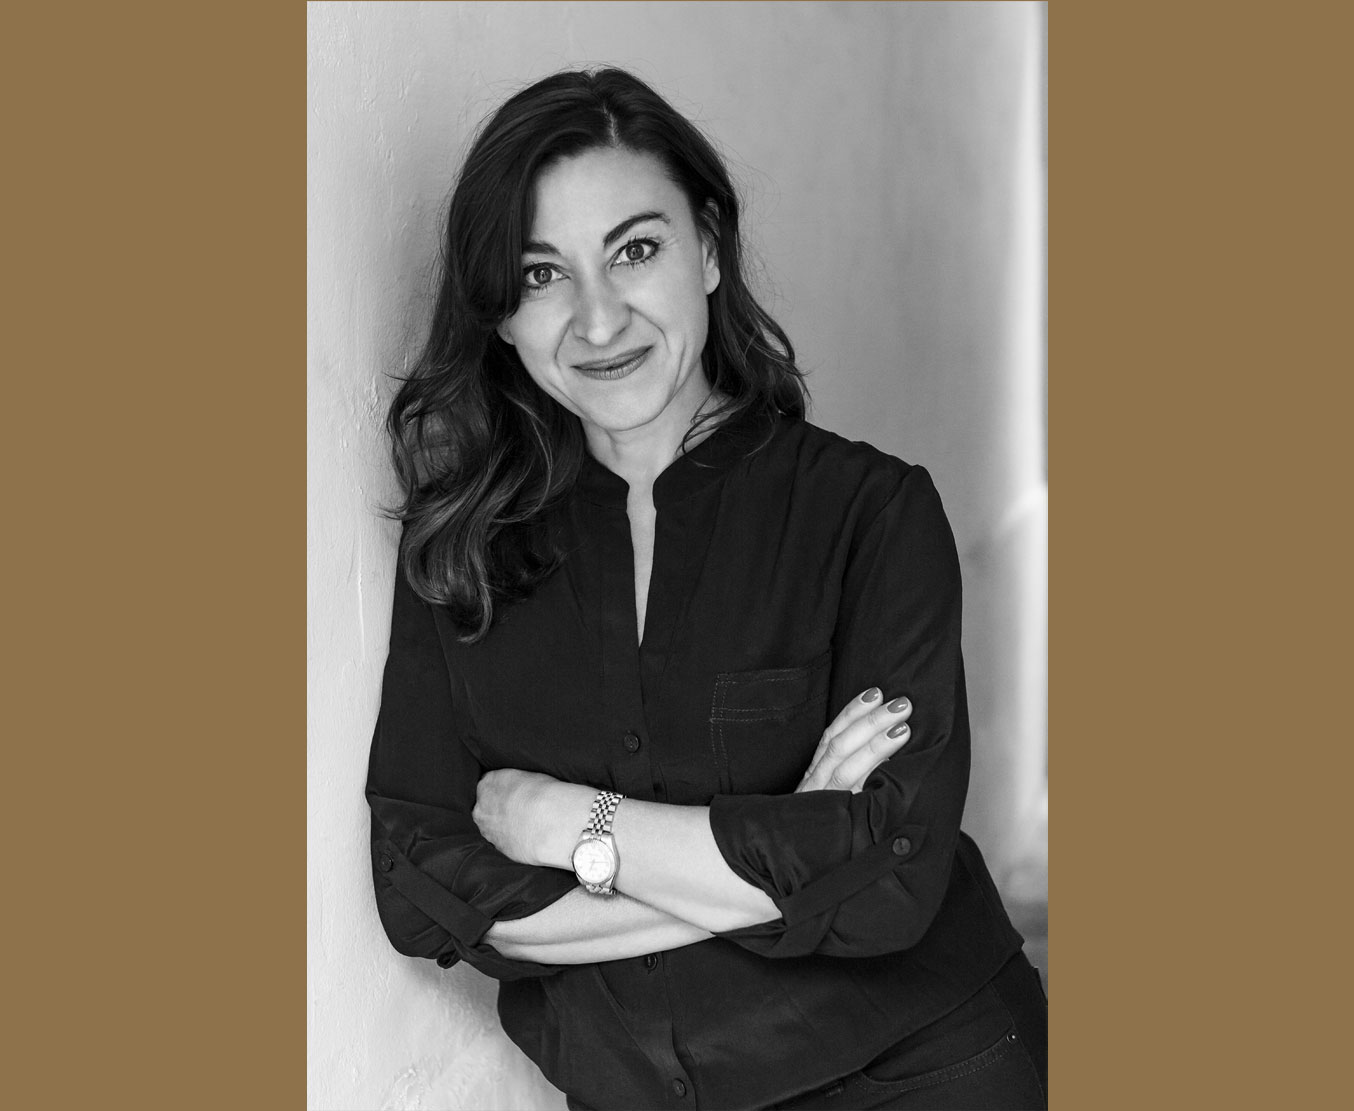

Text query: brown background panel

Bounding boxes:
[1053,2,1348,1108]
[7,0,304,1108]
[6,1,1346,1108]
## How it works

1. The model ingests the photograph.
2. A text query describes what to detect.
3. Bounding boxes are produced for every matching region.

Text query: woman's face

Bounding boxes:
[496,146,720,445]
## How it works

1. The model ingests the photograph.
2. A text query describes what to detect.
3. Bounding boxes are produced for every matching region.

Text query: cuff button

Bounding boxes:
[891,837,912,856]
[378,854,394,872]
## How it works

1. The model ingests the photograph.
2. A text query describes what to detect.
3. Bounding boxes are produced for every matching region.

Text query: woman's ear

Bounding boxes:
[700,203,721,296]
[495,319,516,346]
[702,238,721,296]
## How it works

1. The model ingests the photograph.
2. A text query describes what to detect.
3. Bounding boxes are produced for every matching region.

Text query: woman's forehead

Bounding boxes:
[528,147,687,246]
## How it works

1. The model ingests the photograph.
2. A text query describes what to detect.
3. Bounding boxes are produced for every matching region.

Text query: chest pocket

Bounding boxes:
[709,649,832,795]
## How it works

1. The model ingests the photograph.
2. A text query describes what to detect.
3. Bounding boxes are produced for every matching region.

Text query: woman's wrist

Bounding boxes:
[538,780,598,869]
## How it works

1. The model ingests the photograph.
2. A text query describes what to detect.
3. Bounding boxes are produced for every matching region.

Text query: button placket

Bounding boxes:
[598,502,651,798]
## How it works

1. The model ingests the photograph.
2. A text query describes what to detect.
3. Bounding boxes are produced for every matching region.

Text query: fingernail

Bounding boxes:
[862,687,881,702]
[887,722,910,738]
[886,697,909,713]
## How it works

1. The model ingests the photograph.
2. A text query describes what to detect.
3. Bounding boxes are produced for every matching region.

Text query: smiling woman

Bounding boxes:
[496,148,721,459]
[367,67,1046,1111]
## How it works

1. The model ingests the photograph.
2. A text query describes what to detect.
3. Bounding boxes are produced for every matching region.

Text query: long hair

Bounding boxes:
[387,67,807,640]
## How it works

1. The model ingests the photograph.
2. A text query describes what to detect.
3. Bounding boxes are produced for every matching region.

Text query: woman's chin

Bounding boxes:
[576,374,711,443]
[578,404,668,441]
[573,390,681,441]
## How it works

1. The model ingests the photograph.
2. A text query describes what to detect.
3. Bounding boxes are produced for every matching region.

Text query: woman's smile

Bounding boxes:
[572,345,652,380]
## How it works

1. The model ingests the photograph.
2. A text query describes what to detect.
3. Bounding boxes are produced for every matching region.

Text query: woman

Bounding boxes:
[367,68,1046,1110]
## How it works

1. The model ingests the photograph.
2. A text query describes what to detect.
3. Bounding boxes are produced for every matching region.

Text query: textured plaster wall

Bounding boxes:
[308,3,1046,1108]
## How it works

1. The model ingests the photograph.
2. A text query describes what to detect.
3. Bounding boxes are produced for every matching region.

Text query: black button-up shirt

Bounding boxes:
[367,412,1023,1110]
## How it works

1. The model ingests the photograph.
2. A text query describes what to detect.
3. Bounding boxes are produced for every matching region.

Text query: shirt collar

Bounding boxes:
[575,407,781,508]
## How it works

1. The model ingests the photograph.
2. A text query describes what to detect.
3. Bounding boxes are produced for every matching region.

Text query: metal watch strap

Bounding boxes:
[585,790,624,836]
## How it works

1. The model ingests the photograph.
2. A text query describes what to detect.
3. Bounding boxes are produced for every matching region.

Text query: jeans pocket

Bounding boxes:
[858,1027,1018,1092]
[850,1028,1046,1109]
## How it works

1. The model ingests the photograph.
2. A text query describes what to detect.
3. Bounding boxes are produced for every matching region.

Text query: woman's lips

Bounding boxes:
[572,346,651,380]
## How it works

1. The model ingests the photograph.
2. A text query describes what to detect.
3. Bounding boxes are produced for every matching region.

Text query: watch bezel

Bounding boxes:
[571,831,618,891]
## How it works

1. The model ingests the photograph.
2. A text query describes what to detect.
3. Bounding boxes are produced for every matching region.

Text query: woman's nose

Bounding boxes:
[571,275,630,348]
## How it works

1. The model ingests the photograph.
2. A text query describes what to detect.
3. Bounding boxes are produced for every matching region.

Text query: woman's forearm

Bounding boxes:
[476,694,912,940]
[485,888,712,963]
[540,783,782,934]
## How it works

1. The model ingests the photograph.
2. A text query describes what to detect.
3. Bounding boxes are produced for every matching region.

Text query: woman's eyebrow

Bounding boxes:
[602,210,670,247]
[523,211,671,257]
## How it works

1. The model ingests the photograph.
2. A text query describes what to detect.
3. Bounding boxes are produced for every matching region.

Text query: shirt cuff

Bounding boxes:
[373,839,578,980]
[709,792,928,954]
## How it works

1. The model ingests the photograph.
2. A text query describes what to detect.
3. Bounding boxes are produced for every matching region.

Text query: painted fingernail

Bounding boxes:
[887,722,910,739]
[862,687,881,702]
[886,697,909,713]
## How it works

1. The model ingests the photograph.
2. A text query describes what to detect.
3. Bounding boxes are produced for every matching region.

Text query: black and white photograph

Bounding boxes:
[308,3,1048,1108]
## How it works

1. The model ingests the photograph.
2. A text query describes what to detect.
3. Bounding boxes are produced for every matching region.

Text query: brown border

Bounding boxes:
[1054,2,1346,1108]
[11,1,1345,1108]
[10,1,303,1107]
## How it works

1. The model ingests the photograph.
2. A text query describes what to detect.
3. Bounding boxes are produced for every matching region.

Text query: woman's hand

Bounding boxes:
[795,688,913,793]
[474,768,565,867]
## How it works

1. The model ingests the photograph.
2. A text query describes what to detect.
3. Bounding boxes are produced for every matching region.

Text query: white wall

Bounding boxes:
[308,3,1046,1108]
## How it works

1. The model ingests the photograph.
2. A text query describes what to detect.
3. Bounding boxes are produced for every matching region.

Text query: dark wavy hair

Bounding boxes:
[387,67,808,640]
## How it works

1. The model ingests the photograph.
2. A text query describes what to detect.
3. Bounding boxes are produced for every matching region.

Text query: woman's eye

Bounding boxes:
[617,239,658,265]
[523,264,558,289]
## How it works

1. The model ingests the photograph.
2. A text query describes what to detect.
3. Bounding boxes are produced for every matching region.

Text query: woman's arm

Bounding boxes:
[535,782,780,933]
[703,465,972,958]
[367,555,580,982]
[485,889,711,964]
[474,691,915,935]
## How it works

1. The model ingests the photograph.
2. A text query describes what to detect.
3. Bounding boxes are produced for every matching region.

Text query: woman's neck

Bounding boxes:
[584,387,729,493]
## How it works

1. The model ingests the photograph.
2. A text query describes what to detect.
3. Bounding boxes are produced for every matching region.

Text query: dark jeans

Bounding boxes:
[770,951,1048,1110]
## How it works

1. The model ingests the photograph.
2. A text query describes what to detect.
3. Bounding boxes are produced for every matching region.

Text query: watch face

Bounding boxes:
[572,838,615,884]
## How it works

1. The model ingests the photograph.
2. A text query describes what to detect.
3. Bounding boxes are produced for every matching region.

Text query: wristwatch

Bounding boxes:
[571,789,624,895]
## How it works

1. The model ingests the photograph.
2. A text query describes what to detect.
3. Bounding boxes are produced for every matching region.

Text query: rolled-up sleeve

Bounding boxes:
[366,556,578,981]
[709,464,971,959]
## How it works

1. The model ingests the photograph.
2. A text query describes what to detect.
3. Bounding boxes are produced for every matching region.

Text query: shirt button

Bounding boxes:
[378,854,394,872]
[644,954,658,970]
[891,837,912,856]
[672,1079,687,1097]
[623,732,642,753]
